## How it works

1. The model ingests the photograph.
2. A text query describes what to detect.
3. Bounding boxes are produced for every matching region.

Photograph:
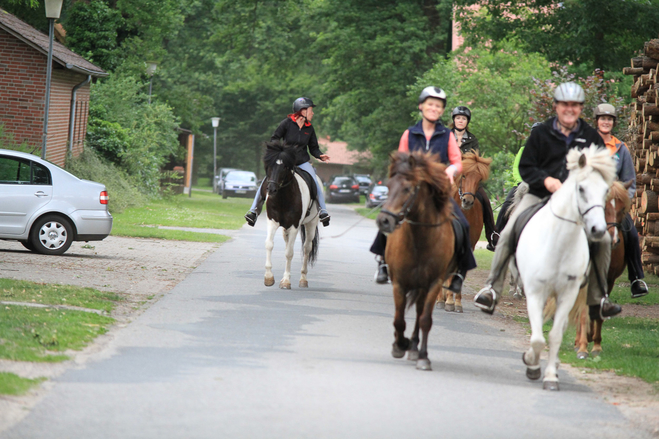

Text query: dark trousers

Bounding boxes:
[370,198,477,272]
[623,213,644,281]
[495,184,519,234]
[475,186,497,246]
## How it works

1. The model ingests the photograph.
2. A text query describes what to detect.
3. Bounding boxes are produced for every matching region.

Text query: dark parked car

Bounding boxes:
[354,174,372,195]
[220,170,258,199]
[326,175,360,203]
[365,183,389,208]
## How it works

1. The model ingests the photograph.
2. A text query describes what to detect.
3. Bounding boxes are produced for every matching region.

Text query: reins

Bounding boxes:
[380,183,448,228]
[458,174,476,202]
[548,181,604,227]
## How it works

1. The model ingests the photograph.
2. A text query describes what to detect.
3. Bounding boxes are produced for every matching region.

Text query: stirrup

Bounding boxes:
[320,212,330,227]
[598,296,622,320]
[474,286,497,314]
[245,211,257,227]
[631,279,649,298]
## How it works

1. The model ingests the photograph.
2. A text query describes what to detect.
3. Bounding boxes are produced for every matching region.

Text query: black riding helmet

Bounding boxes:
[293,97,316,113]
[452,106,471,123]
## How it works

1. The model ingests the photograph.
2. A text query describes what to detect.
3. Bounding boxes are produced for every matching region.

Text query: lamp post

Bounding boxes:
[42,0,64,160]
[146,61,158,104]
[211,117,221,193]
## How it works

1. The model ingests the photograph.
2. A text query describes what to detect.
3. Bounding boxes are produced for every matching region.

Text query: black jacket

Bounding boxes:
[453,128,479,155]
[271,116,322,165]
[519,117,604,198]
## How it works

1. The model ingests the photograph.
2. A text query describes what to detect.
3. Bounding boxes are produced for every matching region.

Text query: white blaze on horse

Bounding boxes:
[514,144,616,391]
[262,141,320,289]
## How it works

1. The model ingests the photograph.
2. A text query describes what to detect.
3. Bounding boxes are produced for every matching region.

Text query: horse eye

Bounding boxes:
[578,186,585,194]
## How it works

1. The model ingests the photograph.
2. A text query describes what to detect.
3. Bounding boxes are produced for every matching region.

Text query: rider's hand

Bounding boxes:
[319,154,330,163]
[544,176,562,193]
[446,165,457,185]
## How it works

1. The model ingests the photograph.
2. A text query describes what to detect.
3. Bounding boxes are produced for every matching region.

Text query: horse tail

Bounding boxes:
[301,225,320,267]
[542,285,588,326]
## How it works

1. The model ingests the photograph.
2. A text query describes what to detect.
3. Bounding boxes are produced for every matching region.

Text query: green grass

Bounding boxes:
[194,177,212,188]
[608,271,659,306]
[473,249,493,271]
[111,191,250,241]
[0,372,46,396]
[0,305,115,362]
[0,279,123,312]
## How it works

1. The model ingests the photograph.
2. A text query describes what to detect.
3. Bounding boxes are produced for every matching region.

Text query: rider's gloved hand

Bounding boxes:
[446,165,457,185]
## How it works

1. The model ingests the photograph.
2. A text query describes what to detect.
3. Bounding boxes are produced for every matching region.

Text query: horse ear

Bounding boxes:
[408,154,417,168]
[578,153,587,168]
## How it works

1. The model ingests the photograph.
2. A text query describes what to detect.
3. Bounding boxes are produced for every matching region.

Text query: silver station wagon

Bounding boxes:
[0,149,113,255]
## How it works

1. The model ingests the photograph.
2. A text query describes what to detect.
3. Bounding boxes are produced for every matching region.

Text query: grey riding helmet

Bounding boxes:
[452,106,471,123]
[418,86,447,104]
[293,97,316,113]
[594,103,617,120]
[553,82,585,103]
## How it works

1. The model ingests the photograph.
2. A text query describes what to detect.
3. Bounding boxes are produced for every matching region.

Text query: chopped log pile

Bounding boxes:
[624,39,659,274]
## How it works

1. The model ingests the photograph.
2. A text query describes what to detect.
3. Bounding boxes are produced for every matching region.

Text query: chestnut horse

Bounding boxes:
[376,151,456,371]
[572,181,631,358]
[438,151,493,313]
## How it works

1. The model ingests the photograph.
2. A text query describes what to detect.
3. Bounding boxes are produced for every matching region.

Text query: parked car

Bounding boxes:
[221,170,258,199]
[365,183,389,208]
[354,174,372,195]
[215,167,238,194]
[0,149,113,255]
[325,175,360,203]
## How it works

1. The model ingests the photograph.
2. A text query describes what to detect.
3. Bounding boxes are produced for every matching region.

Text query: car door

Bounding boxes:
[0,155,53,235]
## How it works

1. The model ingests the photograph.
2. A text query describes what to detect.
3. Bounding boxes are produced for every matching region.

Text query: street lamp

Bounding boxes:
[211,117,221,193]
[42,0,64,160]
[146,61,158,104]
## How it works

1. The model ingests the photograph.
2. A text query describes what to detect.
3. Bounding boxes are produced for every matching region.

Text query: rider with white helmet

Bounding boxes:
[475,82,622,319]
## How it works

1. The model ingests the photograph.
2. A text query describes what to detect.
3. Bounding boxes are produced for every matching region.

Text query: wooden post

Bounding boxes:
[184,133,195,196]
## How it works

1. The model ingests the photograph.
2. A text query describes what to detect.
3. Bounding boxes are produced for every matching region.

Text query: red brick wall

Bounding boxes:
[0,29,91,166]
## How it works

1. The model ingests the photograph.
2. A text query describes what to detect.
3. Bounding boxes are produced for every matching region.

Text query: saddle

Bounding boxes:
[508,197,549,254]
[294,168,317,202]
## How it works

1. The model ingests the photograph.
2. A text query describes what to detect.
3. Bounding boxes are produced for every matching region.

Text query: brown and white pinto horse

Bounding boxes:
[376,151,456,371]
[438,151,493,313]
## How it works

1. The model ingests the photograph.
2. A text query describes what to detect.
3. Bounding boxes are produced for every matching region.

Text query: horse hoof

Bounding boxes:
[407,350,419,361]
[392,344,406,359]
[591,349,601,358]
[416,359,432,371]
[279,280,291,289]
[264,276,275,287]
[445,303,455,312]
[577,351,589,360]
[455,305,463,313]
[436,301,445,310]
[526,367,541,381]
[299,280,308,288]
[543,381,559,391]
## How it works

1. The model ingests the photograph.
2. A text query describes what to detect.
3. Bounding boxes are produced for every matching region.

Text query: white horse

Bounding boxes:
[262,141,320,289]
[514,144,616,391]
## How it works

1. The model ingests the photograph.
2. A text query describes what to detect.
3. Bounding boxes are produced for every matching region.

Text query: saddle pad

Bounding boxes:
[508,198,549,254]
[294,168,317,202]
[451,216,465,259]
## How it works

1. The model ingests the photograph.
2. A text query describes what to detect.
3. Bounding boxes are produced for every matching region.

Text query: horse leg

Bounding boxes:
[299,223,316,288]
[408,299,423,361]
[435,287,445,310]
[575,307,590,360]
[264,220,278,287]
[523,292,545,381]
[279,228,298,289]
[591,319,604,357]
[543,292,575,391]
[444,289,455,312]
[392,283,410,359]
[417,283,442,371]
[454,292,463,313]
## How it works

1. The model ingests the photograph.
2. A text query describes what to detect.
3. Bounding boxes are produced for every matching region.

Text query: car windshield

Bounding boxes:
[332,177,354,185]
[226,172,256,182]
[372,186,388,194]
[355,176,370,183]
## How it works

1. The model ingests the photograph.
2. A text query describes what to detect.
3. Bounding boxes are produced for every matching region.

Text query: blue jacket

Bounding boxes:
[407,120,452,164]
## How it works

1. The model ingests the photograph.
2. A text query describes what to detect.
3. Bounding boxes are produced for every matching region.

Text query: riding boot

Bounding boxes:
[477,186,497,250]
[375,257,389,284]
[623,214,647,298]
[587,239,621,320]
[447,270,465,293]
[320,211,330,227]
[589,297,622,320]
[246,183,266,226]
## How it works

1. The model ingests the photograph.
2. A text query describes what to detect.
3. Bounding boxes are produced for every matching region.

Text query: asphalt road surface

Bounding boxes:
[2,205,652,439]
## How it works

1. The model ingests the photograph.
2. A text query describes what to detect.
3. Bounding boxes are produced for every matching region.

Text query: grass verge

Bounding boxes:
[1,279,122,312]
[0,372,46,396]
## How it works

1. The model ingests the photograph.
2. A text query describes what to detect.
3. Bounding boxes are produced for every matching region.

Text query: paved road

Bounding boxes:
[2,205,651,439]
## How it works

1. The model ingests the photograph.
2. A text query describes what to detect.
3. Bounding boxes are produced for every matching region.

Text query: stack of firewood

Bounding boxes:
[625,39,659,273]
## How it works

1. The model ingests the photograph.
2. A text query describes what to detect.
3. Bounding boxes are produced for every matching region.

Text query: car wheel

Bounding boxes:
[20,240,35,252]
[30,215,73,255]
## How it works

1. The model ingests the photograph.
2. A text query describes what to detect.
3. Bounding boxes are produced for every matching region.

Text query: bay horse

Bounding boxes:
[438,151,493,313]
[572,181,631,359]
[376,151,455,371]
[516,144,615,390]
[262,140,320,289]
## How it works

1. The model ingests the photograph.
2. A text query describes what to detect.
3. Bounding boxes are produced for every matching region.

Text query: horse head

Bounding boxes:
[263,140,296,195]
[376,151,451,234]
[565,144,617,241]
[458,151,493,210]
[605,181,631,248]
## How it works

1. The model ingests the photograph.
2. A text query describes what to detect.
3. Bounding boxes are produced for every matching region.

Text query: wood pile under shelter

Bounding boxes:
[625,39,659,274]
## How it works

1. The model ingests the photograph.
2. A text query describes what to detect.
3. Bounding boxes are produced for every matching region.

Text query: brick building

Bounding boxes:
[0,8,107,166]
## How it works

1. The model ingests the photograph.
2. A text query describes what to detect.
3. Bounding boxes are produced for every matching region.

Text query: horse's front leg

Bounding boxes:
[591,318,604,357]
[523,289,546,381]
[299,222,316,288]
[407,299,423,361]
[264,220,278,286]
[392,282,409,359]
[543,287,579,391]
[444,288,455,312]
[435,287,445,309]
[279,227,298,289]
[416,282,442,371]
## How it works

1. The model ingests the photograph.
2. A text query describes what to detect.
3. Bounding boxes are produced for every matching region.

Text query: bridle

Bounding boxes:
[549,181,604,227]
[458,174,476,202]
[379,183,447,227]
[267,166,294,192]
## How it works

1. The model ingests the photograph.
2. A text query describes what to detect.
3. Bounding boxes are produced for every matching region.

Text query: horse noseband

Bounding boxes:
[458,175,475,201]
[380,184,421,228]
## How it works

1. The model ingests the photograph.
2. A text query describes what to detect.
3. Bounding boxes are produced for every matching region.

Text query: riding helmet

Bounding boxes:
[452,106,471,123]
[594,103,617,120]
[293,97,316,113]
[418,86,447,105]
[553,82,585,103]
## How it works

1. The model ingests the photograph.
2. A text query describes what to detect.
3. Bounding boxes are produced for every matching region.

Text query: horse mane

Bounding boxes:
[263,139,296,171]
[389,151,451,216]
[608,181,631,213]
[461,151,493,182]
[566,144,616,186]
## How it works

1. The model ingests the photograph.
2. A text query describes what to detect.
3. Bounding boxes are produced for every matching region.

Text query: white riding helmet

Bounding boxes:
[594,103,617,120]
[419,86,447,104]
[554,82,585,103]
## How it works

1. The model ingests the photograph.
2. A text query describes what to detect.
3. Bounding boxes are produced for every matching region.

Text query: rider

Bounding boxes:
[451,106,498,251]
[474,82,623,319]
[245,97,331,227]
[371,86,477,291]
[595,103,648,298]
